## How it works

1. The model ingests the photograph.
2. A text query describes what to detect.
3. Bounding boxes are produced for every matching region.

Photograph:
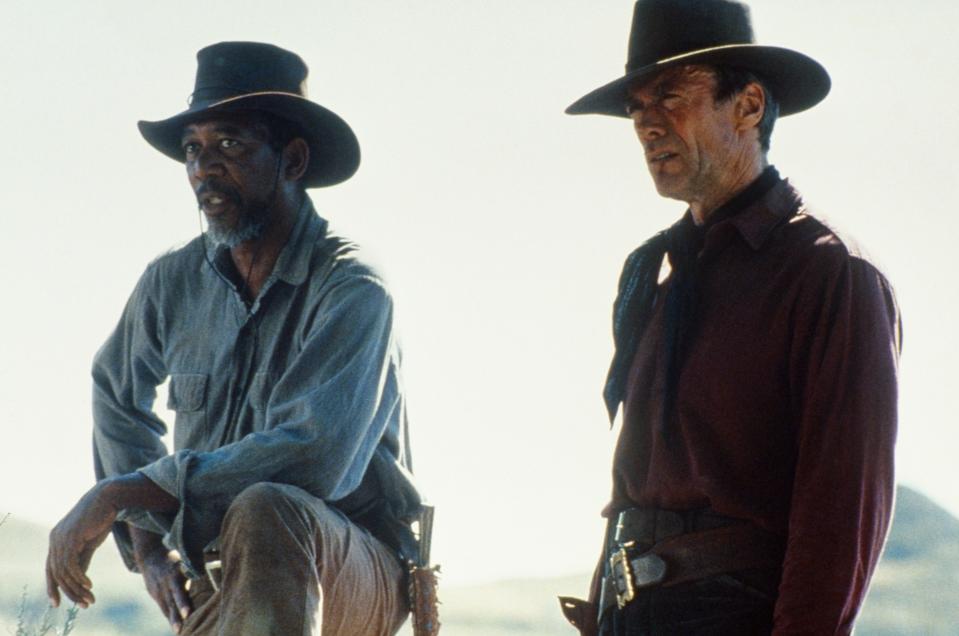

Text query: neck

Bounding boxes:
[230,193,303,301]
[688,153,767,225]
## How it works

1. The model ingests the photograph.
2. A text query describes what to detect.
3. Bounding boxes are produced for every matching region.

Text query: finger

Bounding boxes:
[143,575,169,622]
[75,543,98,589]
[52,558,94,608]
[162,584,176,619]
[57,560,95,606]
[171,577,193,620]
[65,567,93,596]
[50,535,90,595]
[164,589,183,633]
[45,555,61,608]
[76,543,97,589]
[62,577,91,608]
[150,582,171,618]
[54,575,89,609]
[48,551,81,607]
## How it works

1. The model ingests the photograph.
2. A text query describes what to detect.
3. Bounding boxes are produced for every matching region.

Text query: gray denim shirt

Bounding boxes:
[92,199,420,576]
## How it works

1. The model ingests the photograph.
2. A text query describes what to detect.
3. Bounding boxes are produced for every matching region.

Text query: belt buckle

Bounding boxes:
[608,541,636,609]
[204,558,223,592]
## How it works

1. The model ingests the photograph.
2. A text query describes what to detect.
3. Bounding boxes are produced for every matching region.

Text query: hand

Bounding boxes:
[46,484,117,608]
[131,525,192,633]
[139,548,192,634]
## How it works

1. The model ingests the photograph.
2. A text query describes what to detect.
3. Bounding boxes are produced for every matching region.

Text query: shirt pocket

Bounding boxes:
[167,373,209,448]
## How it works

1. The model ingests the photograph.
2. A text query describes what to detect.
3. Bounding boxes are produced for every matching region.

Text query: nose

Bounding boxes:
[188,145,224,182]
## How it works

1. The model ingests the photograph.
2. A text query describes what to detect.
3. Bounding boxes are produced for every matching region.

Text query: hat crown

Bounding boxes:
[627,0,755,71]
[191,41,308,105]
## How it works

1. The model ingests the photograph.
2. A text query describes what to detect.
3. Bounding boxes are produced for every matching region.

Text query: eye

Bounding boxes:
[219,138,240,150]
[182,141,199,157]
[626,101,644,116]
[661,93,682,109]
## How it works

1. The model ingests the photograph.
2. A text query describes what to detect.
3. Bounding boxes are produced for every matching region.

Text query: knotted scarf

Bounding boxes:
[603,167,781,438]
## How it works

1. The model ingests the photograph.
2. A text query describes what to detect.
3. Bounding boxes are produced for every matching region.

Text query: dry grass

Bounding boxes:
[2,514,79,636]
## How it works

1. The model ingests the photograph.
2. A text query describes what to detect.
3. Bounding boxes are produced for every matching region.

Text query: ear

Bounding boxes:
[282,138,310,182]
[734,82,765,134]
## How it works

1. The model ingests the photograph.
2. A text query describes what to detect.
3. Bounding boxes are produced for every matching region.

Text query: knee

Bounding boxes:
[219,482,346,556]
[221,482,301,545]
[228,481,291,514]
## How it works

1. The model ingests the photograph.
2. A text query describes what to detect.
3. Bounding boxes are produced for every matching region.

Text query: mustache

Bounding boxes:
[195,179,243,206]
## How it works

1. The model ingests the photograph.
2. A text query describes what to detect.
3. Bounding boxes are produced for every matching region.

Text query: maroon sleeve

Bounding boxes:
[774,246,901,634]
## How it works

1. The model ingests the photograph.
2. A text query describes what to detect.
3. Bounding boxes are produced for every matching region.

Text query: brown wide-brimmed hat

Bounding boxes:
[138,41,360,188]
[566,0,831,118]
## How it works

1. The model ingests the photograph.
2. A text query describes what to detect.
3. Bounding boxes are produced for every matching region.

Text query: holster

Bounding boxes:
[408,505,440,636]
[558,596,599,636]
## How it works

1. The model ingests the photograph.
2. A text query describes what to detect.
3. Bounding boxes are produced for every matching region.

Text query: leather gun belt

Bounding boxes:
[600,508,785,613]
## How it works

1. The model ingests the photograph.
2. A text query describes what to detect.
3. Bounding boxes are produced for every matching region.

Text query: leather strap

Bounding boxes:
[649,523,783,588]
[602,522,784,613]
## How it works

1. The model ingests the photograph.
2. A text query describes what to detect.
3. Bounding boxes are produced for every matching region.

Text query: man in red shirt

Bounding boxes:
[559,1,900,634]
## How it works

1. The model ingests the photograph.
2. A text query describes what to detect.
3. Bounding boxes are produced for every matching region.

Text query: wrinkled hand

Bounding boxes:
[46,485,117,608]
[140,549,192,634]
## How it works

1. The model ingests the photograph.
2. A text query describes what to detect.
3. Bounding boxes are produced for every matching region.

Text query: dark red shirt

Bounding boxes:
[608,178,901,634]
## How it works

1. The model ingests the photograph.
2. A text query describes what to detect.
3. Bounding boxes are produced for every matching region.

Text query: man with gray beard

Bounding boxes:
[46,42,421,636]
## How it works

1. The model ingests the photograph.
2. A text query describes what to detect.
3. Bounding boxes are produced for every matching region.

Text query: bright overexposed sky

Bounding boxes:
[1,1,957,588]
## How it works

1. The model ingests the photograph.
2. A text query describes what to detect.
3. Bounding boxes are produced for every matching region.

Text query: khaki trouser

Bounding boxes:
[179,482,409,636]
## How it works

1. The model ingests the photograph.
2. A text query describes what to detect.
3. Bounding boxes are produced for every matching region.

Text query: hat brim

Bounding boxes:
[566,44,830,118]
[138,92,360,188]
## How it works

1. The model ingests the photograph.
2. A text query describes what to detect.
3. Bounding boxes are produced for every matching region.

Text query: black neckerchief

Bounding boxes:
[603,166,781,437]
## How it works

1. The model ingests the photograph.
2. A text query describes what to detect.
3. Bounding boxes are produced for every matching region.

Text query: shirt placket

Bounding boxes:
[219,282,267,444]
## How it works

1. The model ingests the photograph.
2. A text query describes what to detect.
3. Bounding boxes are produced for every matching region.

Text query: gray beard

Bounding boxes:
[207,216,267,248]
[205,203,271,249]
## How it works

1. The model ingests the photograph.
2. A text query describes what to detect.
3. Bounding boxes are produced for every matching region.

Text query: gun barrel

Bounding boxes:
[418,505,434,566]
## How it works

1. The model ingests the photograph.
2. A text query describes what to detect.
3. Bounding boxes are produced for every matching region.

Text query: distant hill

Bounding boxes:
[882,486,959,561]
[3,486,957,635]
[855,488,959,635]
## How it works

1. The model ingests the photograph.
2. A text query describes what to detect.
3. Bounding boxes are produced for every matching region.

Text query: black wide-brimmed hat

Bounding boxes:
[566,0,830,118]
[139,41,360,188]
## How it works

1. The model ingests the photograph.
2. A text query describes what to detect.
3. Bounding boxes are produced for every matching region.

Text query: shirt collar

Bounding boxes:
[702,173,805,254]
[204,195,328,289]
[727,178,804,251]
[270,196,327,286]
